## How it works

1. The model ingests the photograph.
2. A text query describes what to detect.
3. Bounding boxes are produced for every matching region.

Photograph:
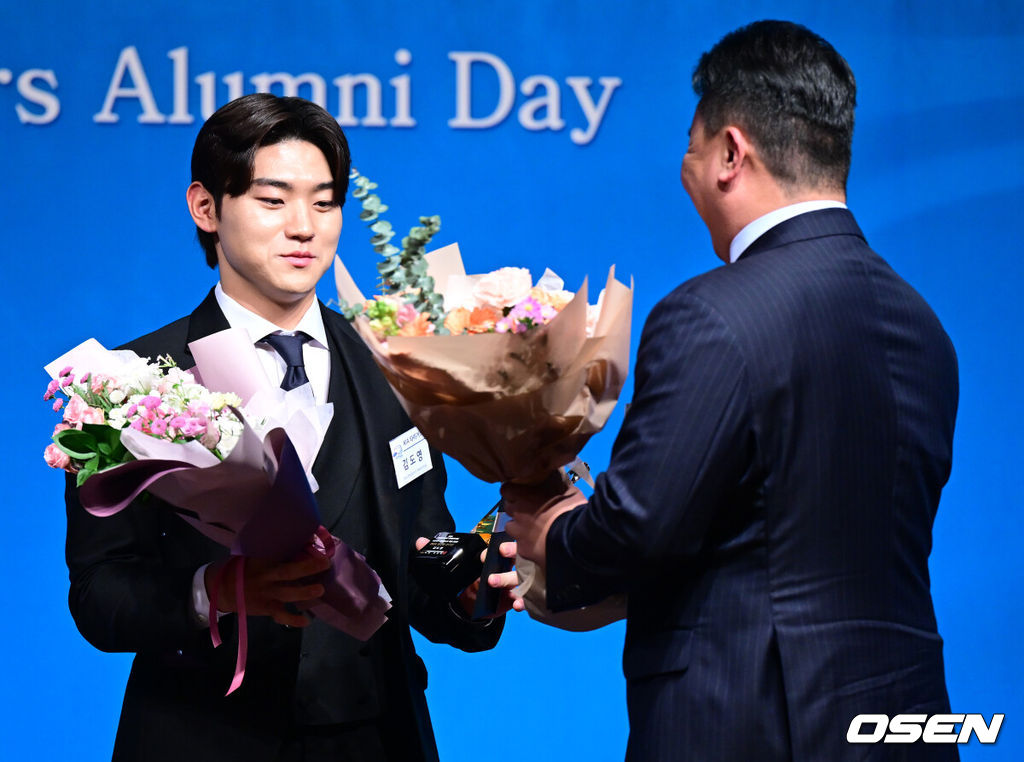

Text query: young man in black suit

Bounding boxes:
[65,93,510,762]
[506,21,958,761]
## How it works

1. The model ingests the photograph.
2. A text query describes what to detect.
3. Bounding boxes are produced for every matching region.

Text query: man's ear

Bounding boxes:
[716,126,751,188]
[186,181,218,233]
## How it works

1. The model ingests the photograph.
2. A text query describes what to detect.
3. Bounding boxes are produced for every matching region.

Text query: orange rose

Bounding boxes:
[444,307,472,336]
[397,312,436,337]
[465,305,503,333]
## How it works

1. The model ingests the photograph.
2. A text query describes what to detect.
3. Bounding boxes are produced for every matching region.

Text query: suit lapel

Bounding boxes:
[318,304,412,582]
[181,288,232,368]
[739,208,866,262]
[310,310,369,531]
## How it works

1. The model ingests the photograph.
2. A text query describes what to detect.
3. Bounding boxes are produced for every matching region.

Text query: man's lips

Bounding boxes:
[281,251,315,267]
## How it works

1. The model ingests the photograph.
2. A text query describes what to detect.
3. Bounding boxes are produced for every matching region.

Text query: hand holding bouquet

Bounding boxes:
[334,170,632,628]
[44,331,391,693]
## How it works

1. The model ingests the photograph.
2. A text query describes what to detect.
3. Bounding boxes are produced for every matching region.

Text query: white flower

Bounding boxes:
[217,418,244,459]
[210,392,242,411]
[107,405,129,429]
[472,267,533,310]
[109,389,126,404]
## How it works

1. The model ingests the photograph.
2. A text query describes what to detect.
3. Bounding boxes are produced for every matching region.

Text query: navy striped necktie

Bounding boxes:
[261,332,310,391]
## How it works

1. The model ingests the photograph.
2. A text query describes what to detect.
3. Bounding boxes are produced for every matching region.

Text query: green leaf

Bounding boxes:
[54,429,98,460]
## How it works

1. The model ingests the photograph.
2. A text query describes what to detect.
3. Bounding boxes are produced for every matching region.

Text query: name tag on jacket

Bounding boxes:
[390,427,433,488]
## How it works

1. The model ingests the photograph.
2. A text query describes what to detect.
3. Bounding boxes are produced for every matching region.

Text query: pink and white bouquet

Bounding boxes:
[44,331,390,693]
[334,170,633,486]
[44,352,244,484]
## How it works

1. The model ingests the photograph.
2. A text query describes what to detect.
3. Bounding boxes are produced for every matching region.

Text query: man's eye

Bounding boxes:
[259,197,284,206]
[315,200,338,210]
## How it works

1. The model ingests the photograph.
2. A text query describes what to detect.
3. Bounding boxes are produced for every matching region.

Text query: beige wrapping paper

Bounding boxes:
[334,244,633,485]
[336,244,632,629]
[514,556,627,631]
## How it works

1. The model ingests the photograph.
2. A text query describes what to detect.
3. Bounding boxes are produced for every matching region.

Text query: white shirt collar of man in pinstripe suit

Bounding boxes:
[728,199,848,263]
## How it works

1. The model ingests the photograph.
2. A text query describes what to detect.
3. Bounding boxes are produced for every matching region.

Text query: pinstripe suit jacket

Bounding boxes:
[545,209,959,760]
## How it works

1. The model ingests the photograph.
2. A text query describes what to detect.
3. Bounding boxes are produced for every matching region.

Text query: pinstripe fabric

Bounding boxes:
[546,209,959,761]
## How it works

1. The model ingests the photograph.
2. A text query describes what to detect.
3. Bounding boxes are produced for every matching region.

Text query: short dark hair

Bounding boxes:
[191,93,351,268]
[692,20,856,192]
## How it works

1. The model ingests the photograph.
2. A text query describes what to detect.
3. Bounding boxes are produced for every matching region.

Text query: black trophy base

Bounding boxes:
[411,531,487,600]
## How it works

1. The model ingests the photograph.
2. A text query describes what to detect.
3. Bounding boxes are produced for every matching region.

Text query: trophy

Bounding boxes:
[410,500,512,619]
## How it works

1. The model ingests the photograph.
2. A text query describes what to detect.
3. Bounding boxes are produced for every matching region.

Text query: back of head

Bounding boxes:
[692,20,856,194]
[191,93,351,268]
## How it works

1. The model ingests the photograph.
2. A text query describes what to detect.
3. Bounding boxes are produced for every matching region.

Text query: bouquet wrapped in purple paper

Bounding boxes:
[44,329,390,693]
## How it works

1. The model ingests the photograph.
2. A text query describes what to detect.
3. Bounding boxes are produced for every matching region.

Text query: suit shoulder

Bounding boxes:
[651,266,737,320]
[117,315,191,359]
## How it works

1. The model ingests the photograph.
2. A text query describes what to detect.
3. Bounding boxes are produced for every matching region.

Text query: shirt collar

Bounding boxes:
[213,283,329,348]
[729,200,848,263]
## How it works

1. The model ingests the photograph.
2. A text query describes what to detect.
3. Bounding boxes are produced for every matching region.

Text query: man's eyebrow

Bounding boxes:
[251,178,334,192]
[252,178,291,190]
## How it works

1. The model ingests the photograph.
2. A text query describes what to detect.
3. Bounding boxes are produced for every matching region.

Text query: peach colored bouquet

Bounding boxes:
[335,170,633,486]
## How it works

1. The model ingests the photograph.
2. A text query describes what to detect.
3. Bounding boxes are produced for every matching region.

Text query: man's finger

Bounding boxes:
[270,606,314,628]
[263,554,332,583]
[488,570,519,589]
[415,536,430,551]
[269,582,326,603]
[498,541,517,558]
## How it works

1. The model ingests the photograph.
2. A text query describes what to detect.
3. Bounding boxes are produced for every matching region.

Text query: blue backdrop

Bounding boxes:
[3,1,1021,759]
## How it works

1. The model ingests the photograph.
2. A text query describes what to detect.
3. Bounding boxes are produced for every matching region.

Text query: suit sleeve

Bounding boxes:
[546,290,757,611]
[65,474,218,654]
[404,452,504,652]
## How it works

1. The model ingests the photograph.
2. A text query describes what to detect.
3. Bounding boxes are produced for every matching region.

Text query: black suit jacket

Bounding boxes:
[545,209,959,760]
[65,289,501,762]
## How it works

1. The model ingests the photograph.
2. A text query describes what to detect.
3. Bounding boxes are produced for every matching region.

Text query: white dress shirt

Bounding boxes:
[729,200,848,263]
[214,283,331,403]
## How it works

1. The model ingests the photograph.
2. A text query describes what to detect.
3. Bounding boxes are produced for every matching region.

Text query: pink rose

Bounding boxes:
[62,394,91,425]
[201,426,221,449]
[396,303,419,326]
[44,443,71,470]
[473,267,533,310]
[82,406,106,425]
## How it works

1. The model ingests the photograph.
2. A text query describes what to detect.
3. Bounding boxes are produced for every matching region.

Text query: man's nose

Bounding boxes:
[286,205,314,241]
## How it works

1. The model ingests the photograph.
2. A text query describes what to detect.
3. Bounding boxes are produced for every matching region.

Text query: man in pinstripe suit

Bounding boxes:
[505,20,958,761]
